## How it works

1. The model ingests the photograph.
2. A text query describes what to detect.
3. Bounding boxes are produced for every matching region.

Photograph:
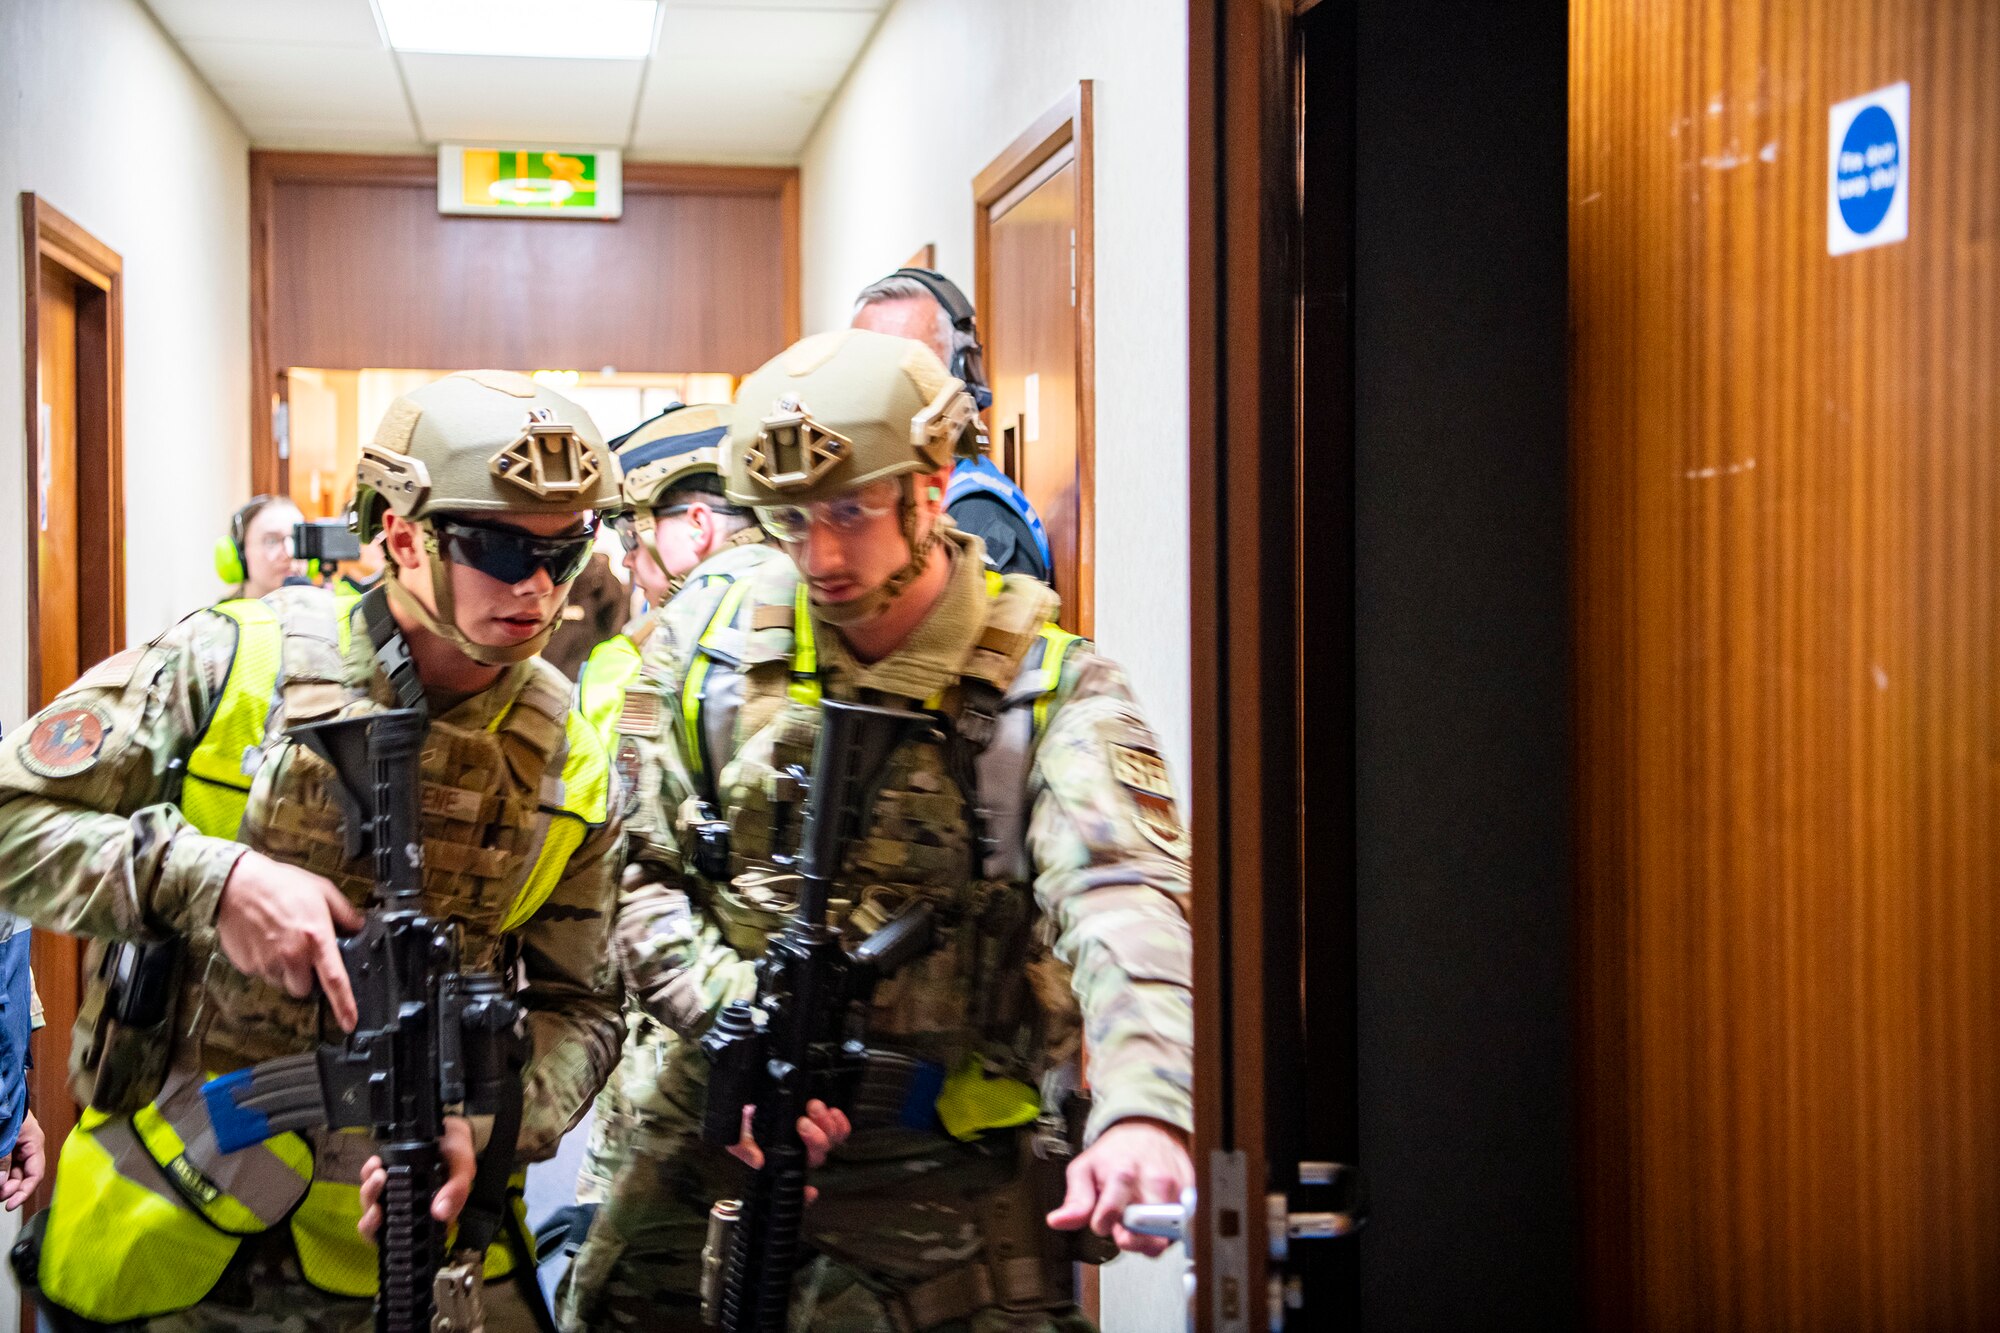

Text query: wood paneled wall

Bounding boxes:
[249,153,798,490]
[1573,1,2000,1326]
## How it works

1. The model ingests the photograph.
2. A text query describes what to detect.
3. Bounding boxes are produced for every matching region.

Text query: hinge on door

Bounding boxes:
[1209,1149,1250,1333]
[1070,228,1077,307]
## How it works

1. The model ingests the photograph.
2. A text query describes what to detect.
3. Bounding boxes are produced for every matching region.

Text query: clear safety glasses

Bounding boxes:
[753,479,901,544]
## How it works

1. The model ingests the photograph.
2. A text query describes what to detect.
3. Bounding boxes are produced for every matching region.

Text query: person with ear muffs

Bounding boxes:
[851,268,1055,583]
[213,493,308,601]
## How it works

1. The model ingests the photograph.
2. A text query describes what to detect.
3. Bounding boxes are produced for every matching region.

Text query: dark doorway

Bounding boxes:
[1188,2,1572,1328]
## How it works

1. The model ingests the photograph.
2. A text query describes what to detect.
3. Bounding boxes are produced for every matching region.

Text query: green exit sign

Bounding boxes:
[438,145,623,219]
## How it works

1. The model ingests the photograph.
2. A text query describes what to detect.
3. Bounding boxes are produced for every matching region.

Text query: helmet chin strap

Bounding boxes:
[637,528,685,602]
[384,522,561,668]
[810,477,938,627]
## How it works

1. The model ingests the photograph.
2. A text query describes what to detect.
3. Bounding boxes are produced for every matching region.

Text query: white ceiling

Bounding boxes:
[142,0,887,163]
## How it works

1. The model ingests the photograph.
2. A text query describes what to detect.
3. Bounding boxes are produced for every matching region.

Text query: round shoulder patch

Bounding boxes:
[21,704,112,779]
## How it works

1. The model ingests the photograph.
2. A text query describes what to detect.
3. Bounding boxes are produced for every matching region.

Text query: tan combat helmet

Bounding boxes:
[609,402,740,594]
[727,329,977,623]
[354,369,615,665]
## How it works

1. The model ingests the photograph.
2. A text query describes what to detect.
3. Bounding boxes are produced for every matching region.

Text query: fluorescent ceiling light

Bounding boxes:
[378,0,658,61]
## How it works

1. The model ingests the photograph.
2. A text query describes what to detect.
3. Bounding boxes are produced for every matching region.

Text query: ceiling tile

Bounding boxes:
[145,0,892,159]
[400,53,645,144]
[180,38,406,104]
[175,37,412,141]
[635,52,845,157]
[655,6,879,65]
[243,121,428,154]
[244,109,419,135]
[144,0,383,47]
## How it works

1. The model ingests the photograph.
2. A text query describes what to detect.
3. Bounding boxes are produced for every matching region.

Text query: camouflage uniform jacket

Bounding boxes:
[579,534,786,1201]
[626,530,1193,1142]
[0,587,624,1162]
[615,533,789,992]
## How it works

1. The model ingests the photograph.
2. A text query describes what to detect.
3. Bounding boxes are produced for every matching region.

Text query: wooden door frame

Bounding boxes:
[247,152,803,495]
[20,193,125,705]
[1187,2,1298,1326]
[18,193,124,1221]
[972,82,1096,636]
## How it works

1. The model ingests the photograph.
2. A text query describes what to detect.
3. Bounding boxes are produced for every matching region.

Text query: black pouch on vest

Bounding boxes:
[71,936,184,1114]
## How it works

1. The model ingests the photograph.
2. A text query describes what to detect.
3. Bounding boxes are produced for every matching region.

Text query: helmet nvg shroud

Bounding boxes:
[354,369,615,665]
[727,329,977,624]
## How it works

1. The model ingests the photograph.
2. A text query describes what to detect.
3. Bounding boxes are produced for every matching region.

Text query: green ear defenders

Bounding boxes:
[213,496,272,584]
[211,535,245,585]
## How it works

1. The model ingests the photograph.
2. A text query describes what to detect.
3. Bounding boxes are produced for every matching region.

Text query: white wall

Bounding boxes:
[799,0,1192,796]
[801,4,1192,1327]
[0,0,252,726]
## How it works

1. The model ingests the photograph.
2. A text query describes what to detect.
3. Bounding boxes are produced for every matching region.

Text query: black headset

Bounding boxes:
[889,267,991,409]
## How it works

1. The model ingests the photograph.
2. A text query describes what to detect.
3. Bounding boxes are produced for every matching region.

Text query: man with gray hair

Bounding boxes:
[851,268,1054,582]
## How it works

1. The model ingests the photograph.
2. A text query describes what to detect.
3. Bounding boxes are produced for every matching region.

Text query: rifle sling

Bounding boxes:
[452,1047,522,1265]
[360,585,428,721]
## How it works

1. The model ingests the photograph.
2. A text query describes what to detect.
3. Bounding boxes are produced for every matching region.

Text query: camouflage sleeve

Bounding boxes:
[615,876,758,1039]
[513,805,626,1161]
[614,575,763,1037]
[0,613,247,942]
[1027,650,1196,1143]
[619,618,709,871]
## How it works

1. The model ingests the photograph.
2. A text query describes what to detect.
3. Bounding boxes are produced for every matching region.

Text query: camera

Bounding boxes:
[292,518,361,564]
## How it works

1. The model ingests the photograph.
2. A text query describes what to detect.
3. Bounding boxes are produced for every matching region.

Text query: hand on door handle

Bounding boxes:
[1046,1117,1195,1256]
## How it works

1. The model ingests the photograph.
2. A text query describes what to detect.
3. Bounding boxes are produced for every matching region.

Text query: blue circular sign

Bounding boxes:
[1836,105,1900,235]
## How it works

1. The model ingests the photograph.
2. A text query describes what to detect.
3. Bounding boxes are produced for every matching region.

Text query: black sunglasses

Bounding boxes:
[432,516,596,586]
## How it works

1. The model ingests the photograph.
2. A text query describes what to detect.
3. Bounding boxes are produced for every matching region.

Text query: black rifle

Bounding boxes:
[698,699,933,1333]
[205,708,527,1333]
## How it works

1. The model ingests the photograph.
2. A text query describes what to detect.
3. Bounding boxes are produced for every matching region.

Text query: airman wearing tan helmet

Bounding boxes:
[0,370,628,1332]
[562,331,1194,1333]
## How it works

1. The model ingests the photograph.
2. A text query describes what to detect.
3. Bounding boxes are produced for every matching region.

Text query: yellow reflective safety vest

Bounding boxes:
[38,590,611,1324]
[578,628,646,755]
[178,598,282,839]
[332,576,369,622]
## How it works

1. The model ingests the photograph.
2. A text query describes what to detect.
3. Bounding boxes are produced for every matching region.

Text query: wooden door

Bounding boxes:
[28,257,86,1219]
[20,195,124,1219]
[35,258,82,708]
[976,86,1094,634]
[1574,1,2000,1326]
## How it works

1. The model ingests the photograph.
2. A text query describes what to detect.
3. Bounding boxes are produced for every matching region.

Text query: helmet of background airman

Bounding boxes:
[607,402,743,594]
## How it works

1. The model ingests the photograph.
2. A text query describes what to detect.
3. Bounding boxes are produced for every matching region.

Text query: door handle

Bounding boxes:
[1119,1167,1366,1251]
[1122,1186,1198,1242]
[1123,1164,1366,1333]
[1268,1161,1366,1258]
